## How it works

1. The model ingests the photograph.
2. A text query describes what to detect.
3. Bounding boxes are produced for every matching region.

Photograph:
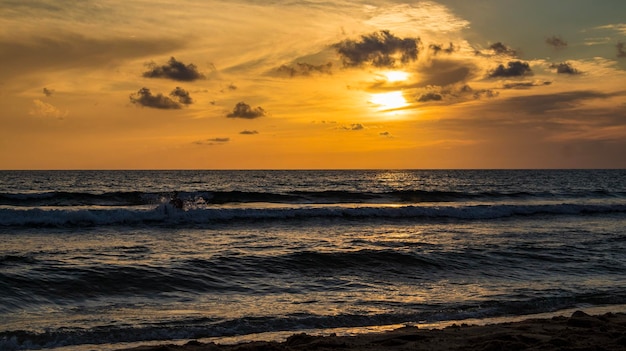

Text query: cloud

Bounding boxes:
[549,62,581,75]
[333,30,420,68]
[489,42,517,56]
[418,92,443,102]
[416,59,477,87]
[276,62,333,77]
[219,83,237,93]
[545,35,568,49]
[240,130,259,135]
[595,24,626,35]
[490,90,618,115]
[170,86,193,105]
[207,138,230,143]
[129,87,182,109]
[428,90,626,147]
[42,87,54,97]
[227,102,266,119]
[618,42,626,58]
[584,37,612,46]
[363,3,470,35]
[0,34,185,80]
[194,137,230,145]
[471,88,498,99]
[29,99,66,119]
[429,43,456,55]
[416,84,498,103]
[488,61,532,78]
[503,81,552,89]
[351,123,364,130]
[143,57,205,81]
[379,131,391,137]
[340,123,365,131]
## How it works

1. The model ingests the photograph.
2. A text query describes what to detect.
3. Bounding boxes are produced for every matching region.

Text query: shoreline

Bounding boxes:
[117,310,626,351]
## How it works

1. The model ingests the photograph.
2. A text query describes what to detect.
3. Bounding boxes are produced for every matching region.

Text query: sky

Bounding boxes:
[1,0,625,169]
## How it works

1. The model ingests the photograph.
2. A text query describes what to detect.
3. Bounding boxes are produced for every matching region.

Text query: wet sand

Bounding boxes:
[119,311,626,351]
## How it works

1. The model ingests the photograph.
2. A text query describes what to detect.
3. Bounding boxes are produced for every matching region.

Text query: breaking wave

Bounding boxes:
[1,202,625,227]
[2,189,624,207]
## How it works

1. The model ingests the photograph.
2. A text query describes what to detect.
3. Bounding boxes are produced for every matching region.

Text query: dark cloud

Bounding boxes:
[550,62,581,75]
[488,61,532,78]
[351,123,364,130]
[240,130,259,135]
[334,30,420,68]
[207,138,230,143]
[489,42,517,56]
[347,123,364,131]
[471,88,498,99]
[503,81,552,89]
[454,85,498,99]
[429,43,456,55]
[618,42,626,58]
[143,57,205,81]
[227,102,266,119]
[341,123,365,131]
[379,131,391,137]
[417,85,497,103]
[194,138,230,145]
[129,87,182,109]
[417,92,443,102]
[220,83,237,93]
[42,87,54,96]
[169,87,193,105]
[277,62,333,77]
[545,36,568,49]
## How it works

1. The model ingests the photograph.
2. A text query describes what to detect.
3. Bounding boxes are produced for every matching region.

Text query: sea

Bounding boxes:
[1,170,626,350]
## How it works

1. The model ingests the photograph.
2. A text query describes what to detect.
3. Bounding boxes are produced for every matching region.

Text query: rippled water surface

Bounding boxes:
[1,170,625,350]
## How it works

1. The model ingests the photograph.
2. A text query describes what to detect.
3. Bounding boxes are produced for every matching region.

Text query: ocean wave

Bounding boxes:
[2,290,626,350]
[0,191,150,207]
[0,255,38,266]
[2,188,625,207]
[0,202,625,227]
[4,243,621,304]
[0,249,444,302]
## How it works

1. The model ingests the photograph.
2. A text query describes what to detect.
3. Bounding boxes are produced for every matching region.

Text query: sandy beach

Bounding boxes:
[120,311,626,351]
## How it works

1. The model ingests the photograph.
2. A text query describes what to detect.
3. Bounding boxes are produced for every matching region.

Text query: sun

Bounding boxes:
[370,91,408,110]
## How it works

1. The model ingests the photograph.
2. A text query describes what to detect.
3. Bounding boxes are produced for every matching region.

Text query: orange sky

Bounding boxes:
[1,0,626,169]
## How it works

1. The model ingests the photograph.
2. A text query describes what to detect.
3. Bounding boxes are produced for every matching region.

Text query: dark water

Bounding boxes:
[1,170,625,350]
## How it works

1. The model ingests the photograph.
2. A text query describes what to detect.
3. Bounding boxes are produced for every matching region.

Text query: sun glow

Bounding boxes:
[383,71,410,82]
[370,91,408,110]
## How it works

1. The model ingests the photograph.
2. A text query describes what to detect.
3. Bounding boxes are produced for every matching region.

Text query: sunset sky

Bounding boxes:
[1,0,625,169]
